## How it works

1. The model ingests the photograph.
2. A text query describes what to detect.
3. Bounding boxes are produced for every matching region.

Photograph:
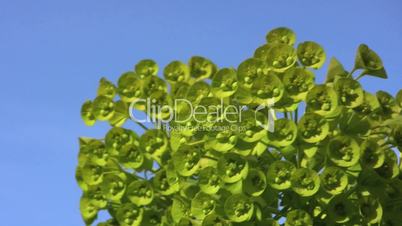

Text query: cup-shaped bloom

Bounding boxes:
[139,129,168,160]
[218,153,249,183]
[266,160,295,190]
[267,118,297,147]
[127,180,154,206]
[92,95,115,121]
[266,27,296,45]
[135,59,158,78]
[191,192,216,219]
[211,68,238,98]
[265,43,297,72]
[188,56,217,81]
[283,67,315,101]
[297,113,329,143]
[172,145,201,177]
[334,78,364,108]
[116,203,144,226]
[164,60,189,83]
[117,72,144,102]
[237,58,266,89]
[251,71,284,104]
[285,209,313,226]
[306,85,338,116]
[327,135,360,167]
[297,41,326,69]
[244,169,267,197]
[224,194,254,222]
[198,167,222,195]
[290,168,320,197]
[320,166,348,195]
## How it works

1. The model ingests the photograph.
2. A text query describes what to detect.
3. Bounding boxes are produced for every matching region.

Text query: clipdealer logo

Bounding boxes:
[128,98,275,132]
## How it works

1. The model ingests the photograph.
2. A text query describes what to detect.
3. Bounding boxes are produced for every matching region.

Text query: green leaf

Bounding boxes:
[325,57,348,83]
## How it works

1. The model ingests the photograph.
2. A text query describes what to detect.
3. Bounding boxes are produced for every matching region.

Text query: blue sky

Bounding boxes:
[0,0,401,225]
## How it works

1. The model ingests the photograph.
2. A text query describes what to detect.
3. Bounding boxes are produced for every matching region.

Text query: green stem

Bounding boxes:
[202,155,218,161]
[294,107,298,123]
[134,120,149,130]
[355,71,365,81]
[348,67,357,78]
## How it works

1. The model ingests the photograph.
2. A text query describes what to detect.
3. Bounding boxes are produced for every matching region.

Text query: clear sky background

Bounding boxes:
[0,0,401,225]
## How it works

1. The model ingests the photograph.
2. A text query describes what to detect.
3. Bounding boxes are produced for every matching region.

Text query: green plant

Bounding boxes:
[77,27,402,226]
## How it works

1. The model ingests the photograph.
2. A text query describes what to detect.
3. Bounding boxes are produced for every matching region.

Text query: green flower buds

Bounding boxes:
[285,209,313,226]
[127,180,154,206]
[251,71,284,104]
[92,95,115,121]
[100,173,126,201]
[266,27,296,45]
[191,192,216,219]
[327,196,354,223]
[139,129,168,160]
[267,160,295,190]
[189,56,217,81]
[267,118,297,147]
[237,58,266,89]
[320,166,348,195]
[265,43,297,72]
[334,78,364,108]
[244,169,267,196]
[81,100,96,126]
[297,41,326,69]
[290,168,320,197]
[224,194,254,222]
[297,113,329,143]
[135,59,158,78]
[117,72,143,102]
[218,153,249,183]
[172,145,201,176]
[116,203,144,226]
[283,67,315,101]
[327,135,360,167]
[211,68,238,98]
[306,85,338,116]
[78,27,397,225]
[199,167,222,194]
[164,61,190,83]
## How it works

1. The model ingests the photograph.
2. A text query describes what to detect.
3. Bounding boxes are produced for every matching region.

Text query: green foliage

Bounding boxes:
[78,27,402,225]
